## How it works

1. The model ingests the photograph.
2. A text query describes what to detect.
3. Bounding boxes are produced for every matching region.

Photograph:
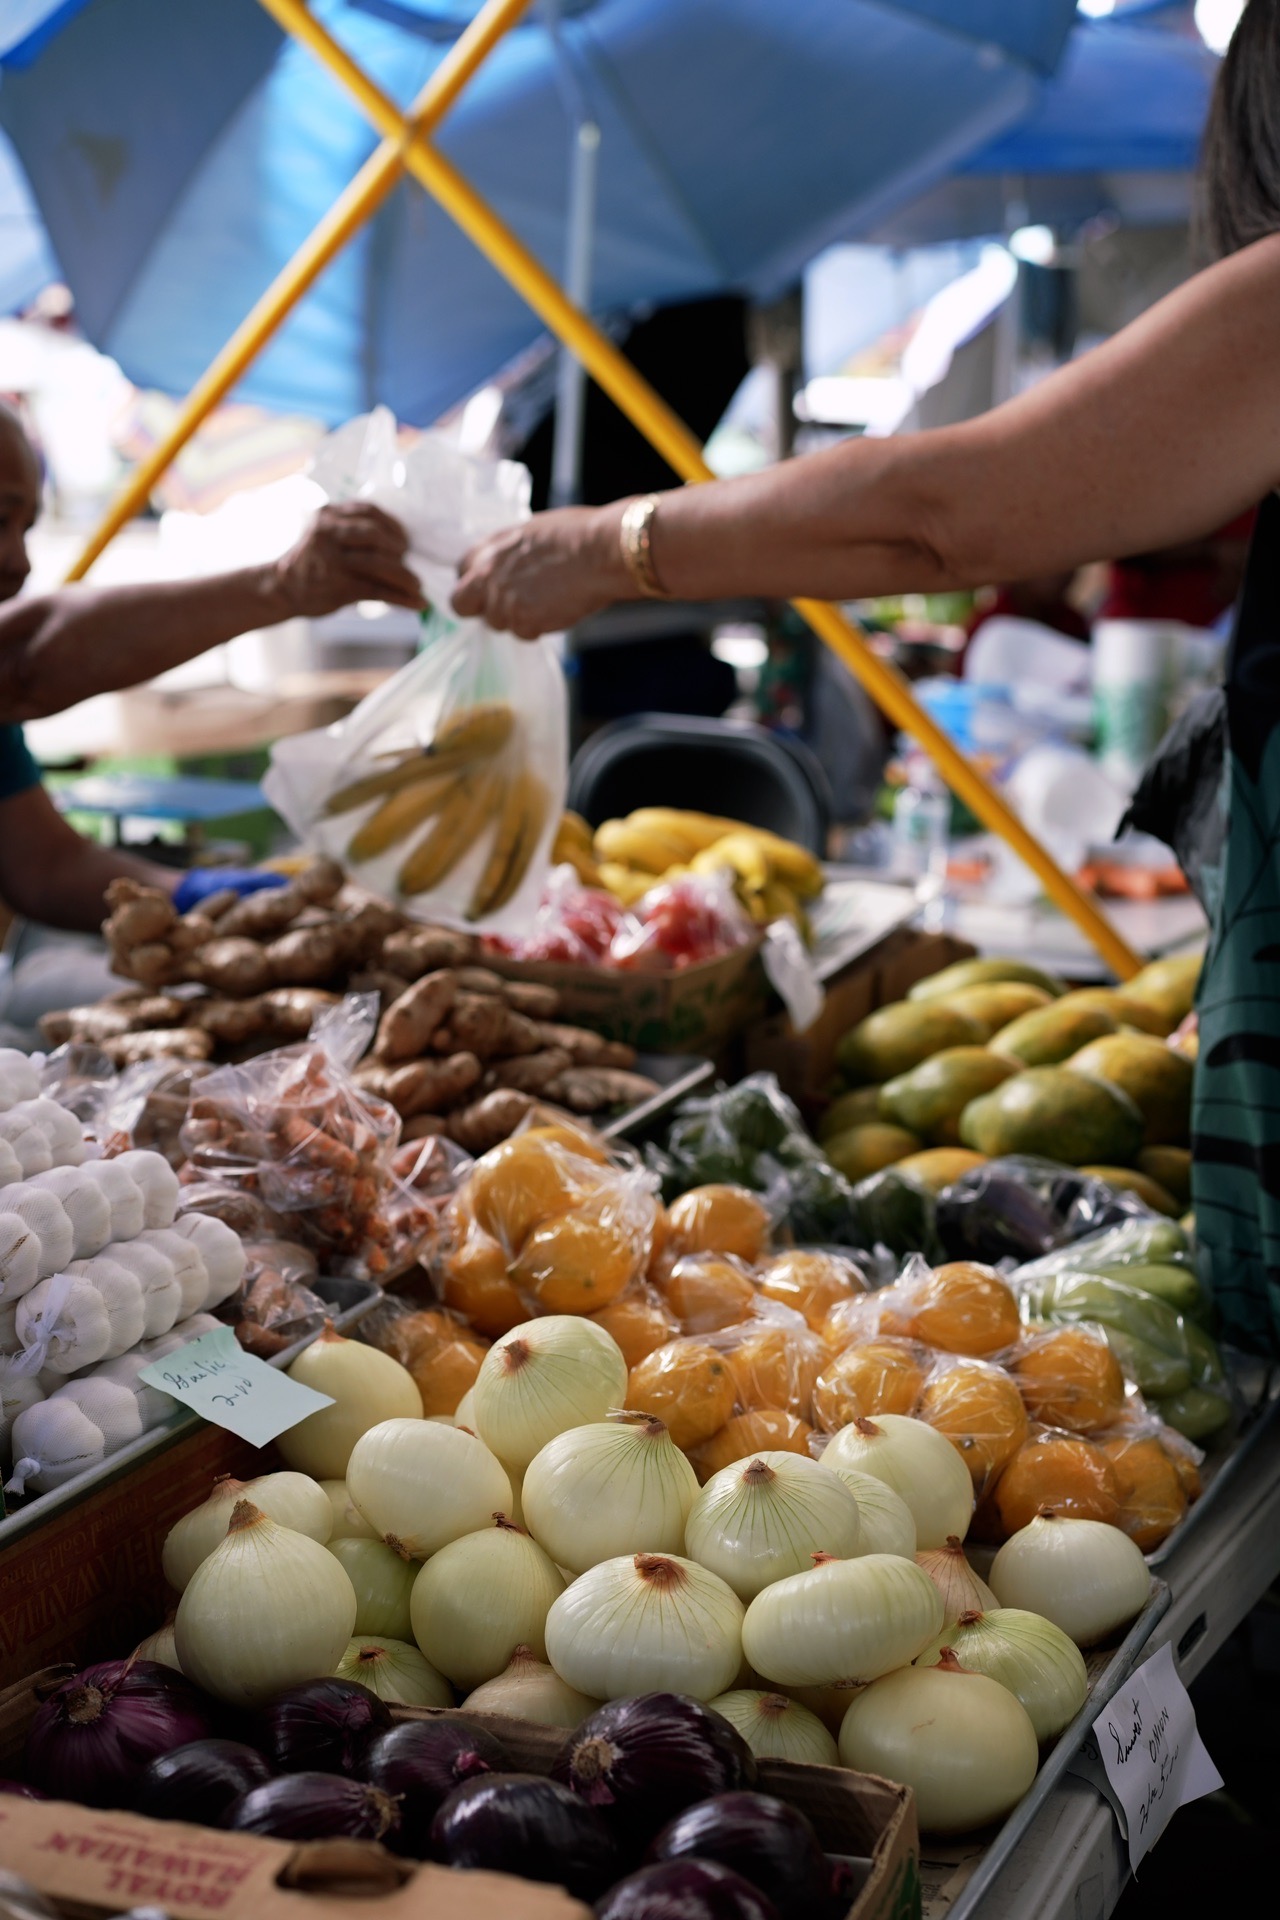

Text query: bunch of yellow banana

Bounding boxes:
[552,807,823,931]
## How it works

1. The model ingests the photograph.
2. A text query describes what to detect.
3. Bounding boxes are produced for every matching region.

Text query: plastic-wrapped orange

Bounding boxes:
[439,1204,526,1337]
[906,1261,1021,1357]
[690,1407,816,1481]
[1165,1432,1202,1502]
[511,1208,641,1314]
[1011,1324,1126,1433]
[757,1250,868,1333]
[626,1339,738,1450]
[916,1359,1030,1493]
[470,1133,595,1251]
[1100,1430,1188,1551]
[726,1321,824,1422]
[382,1307,490,1419]
[520,1122,611,1165]
[665,1184,772,1265]
[811,1337,927,1432]
[821,1291,890,1354]
[653,1254,757,1334]
[588,1288,680,1369]
[993,1430,1121,1536]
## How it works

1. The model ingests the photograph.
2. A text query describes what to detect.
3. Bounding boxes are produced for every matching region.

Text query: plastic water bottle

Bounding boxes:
[893,780,951,924]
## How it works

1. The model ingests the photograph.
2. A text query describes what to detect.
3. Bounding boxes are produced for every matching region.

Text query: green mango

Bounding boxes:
[1102,1328,1193,1398]
[1181,1319,1226,1386]
[1153,1384,1231,1441]
[1091,1262,1204,1317]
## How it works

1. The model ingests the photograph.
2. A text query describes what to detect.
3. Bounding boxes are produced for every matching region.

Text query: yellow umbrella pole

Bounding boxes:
[65,0,537,584]
[271,13,1141,979]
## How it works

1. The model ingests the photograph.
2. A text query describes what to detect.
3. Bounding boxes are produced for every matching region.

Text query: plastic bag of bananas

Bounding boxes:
[266,412,566,931]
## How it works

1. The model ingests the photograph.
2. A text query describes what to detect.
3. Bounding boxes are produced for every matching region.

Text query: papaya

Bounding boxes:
[818,1086,883,1141]
[835,1001,986,1085]
[1051,987,1174,1039]
[992,999,1119,1067]
[824,1122,922,1184]
[1080,1166,1182,1217]
[940,982,1052,1038]
[878,1046,1022,1144]
[959,1066,1145,1165]
[895,1147,988,1193]
[1124,953,1202,1026]
[908,956,1066,1002]
[1069,1032,1193,1146]
[1137,1145,1193,1207]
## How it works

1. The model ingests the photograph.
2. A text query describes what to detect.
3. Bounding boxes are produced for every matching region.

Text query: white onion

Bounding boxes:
[453,1386,477,1430]
[30,1168,111,1257]
[50,1376,143,1454]
[473,1316,628,1473]
[346,1417,511,1559]
[326,1537,416,1640]
[3,1185,74,1277]
[411,1516,565,1689]
[916,1608,1088,1742]
[335,1635,452,1707]
[7,1396,105,1493]
[17,1273,111,1373]
[137,1228,207,1319]
[134,1621,182,1673]
[91,1351,177,1431]
[990,1514,1152,1648]
[0,1212,39,1305]
[162,1471,334,1590]
[839,1654,1039,1834]
[175,1498,357,1706]
[685,1453,862,1603]
[321,1478,378,1541]
[79,1160,145,1243]
[66,1258,145,1359]
[823,1464,917,1559]
[522,1414,698,1574]
[172,1213,245,1310]
[742,1552,943,1688]
[545,1552,743,1702]
[110,1150,180,1229]
[823,1414,974,1548]
[708,1688,839,1766]
[463,1646,601,1728]
[101,1240,181,1340]
[276,1330,423,1481]
[916,1538,999,1623]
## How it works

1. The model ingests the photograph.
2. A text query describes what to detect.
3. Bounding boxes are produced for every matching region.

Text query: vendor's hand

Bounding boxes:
[275,502,424,617]
[452,506,628,638]
[172,868,288,914]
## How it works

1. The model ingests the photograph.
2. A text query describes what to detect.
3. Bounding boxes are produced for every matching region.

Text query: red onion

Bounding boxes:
[552,1694,756,1845]
[229,1772,400,1844]
[430,1773,618,1900]
[597,1859,781,1920]
[135,1740,272,1826]
[259,1678,391,1776]
[360,1718,509,1855]
[649,1793,830,1920]
[26,1660,213,1809]
[0,1779,45,1799]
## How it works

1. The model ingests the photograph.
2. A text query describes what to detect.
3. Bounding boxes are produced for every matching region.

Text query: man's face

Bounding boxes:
[0,416,39,603]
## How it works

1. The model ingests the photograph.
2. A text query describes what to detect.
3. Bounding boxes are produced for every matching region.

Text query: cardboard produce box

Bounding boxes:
[486,937,768,1055]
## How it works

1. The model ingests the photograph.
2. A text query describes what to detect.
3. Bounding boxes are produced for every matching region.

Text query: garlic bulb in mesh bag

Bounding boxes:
[0,1211,40,1305]
[13,1097,85,1165]
[7,1395,105,1493]
[173,1213,245,1310]
[30,1168,111,1259]
[0,1113,52,1177]
[2,1184,74,1277]
[66,1258,146,1359]
[0,1139,22,1186]
[52,1374,144,1454]
[0,1300,19,1355]
[80,1160,145,1243]
[103,1239,181,1339]
[137,1228,207,1319]
[110,1150,179,1230]
[92,1350,178,1430]
[17,1272,112,1374]
[0,1048,40,1104]
[143,1312,221,1358]
[0,1354,43,1453]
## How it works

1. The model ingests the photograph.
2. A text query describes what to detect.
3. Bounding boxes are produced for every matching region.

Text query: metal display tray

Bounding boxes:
[940,1578,1172,1920]
[603,1052,715,1141]
[1149,1357,1280,1569]
[0,1272,379,1551]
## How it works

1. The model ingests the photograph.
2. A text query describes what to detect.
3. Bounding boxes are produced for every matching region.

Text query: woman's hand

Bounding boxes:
[451,504,629,637]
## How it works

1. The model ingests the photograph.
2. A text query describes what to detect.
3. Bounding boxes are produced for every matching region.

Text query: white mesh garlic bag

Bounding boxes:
[0,1113,52,1177]
[80,1160,145,1243]
[66,1258,146,1359]
[109,1150,179,1230]
[0,1211,40,1305]
[90,1350,178,1431]
[30,1168,111,1259]
[102,1240,181,1340]
[2,1185,75,1277]
[51,1375,144,1454]
[173,1213,245,1310]
[136,1228,207,1319]
[17,1272,112,1374]
[7,1396,105,1493]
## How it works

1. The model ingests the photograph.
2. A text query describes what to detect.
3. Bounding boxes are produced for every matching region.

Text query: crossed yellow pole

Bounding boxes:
[68,0,1140,978]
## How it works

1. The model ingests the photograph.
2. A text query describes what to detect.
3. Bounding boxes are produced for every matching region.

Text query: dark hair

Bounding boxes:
[1199,0,1280,259]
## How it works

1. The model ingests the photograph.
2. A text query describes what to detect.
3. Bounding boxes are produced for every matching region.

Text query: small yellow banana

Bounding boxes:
[398,765,504,897]
[598,861,658,907]
[594,819,691,871]
[430,701,515,759]
[625,808,745,852]
[690,832,773,894]
[555,810,595,855]
[347,770,455,861]
[468,768,549,919]
[739,827,824,898]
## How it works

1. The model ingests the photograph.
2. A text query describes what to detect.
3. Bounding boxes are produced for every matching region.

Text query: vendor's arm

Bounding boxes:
[0,783,177,933]
[453,233,1280,635]
[0,503,422,723]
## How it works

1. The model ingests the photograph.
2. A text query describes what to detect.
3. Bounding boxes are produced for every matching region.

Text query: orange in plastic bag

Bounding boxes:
[470,1133,597,1252]
[663,1184,772,1267]
[1100,1427,1188,1551]
[691,1408,816,1481]
[821,1290,890,1354]
[588,1288,680,1369]
[994,1428,1121,1536]
[757,1250,868,1333]
[916,1356,1030,1494]
[511,1203,644,1314]
[387,1306,490,1418]
[811,1337,927,1432]
[654,1254,758,1334]
[1011,1323,1126,1434]
[726,1318,825,1423]
[438,1198,528,1337]
[905,1260,1021,1358]
[626,1338,737,1450]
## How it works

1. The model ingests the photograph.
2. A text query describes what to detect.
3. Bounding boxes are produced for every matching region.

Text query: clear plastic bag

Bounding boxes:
[821,1252,1021,1362]
[89,1055,216,1169]
[358,1293,489,1419]
[915,1351,1030,1500]
[610,872,754,972]
[624,1301,825,1467]
[265,410,566,932]
[1093,1407,1201,1551]
[935,1155,1151,1266]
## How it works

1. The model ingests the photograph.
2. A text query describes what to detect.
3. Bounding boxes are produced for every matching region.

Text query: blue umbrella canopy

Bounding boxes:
[0,0,1079,424]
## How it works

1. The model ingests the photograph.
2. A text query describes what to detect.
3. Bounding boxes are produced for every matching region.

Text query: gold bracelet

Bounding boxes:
[618,494,669,599]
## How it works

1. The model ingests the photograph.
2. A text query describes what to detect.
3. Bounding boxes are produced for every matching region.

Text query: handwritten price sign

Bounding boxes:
[1091,1641,1222,1871]
[140,1327,333,1447]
